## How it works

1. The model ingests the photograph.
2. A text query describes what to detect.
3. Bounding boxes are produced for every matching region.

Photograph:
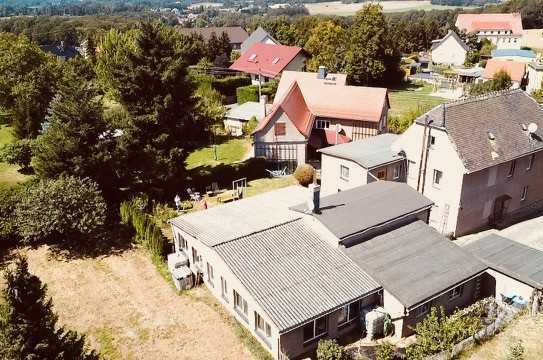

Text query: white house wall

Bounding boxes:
[284,53,307,73]
[486,269,535,304]
[320,155,368,196]
[527,67,543,94]
[432,37,467,66]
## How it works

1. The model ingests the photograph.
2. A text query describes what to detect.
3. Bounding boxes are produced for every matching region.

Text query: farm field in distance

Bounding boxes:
[305,0,474,15]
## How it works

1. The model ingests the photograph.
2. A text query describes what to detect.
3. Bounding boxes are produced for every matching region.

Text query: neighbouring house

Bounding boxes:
[318,134,406,196]
[252,76,389,172]
[455,13,523,50]
[274,68,347,105]
[342,220,487,337]
[430,30,469,67]
[527,62,543,94]
[240,26,279,54]
[393,89,543,237]
[178,26,249,50]
[463,234,543,306]
[40,42,80,61]
[482,59,526,88]
[229,43,307,85]
[491,49,537,63]
[224,100,272,136]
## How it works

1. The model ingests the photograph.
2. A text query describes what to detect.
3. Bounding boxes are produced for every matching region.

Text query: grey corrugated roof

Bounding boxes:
[431,30,469,52]
[241,26,278,53]
[318,134,403,169]
[415,90,543,173]
[342,221,486,309]
[291,181,433,240]
[463,234,543,289]
[215,219,380,332]
[225,101,272,121]
[170,186,308,247]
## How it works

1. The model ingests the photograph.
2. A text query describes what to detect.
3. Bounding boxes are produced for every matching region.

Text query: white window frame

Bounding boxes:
[507,160,516,178]
[177,233,187,251]
[221,276,228,302]
[340,165,349,181]
[433,169,443,186]
[206,262,214,287]
[521,186,528,201]
[448,285,464,301]
[338,300,360,326]
[302,315,328,343]
[527,154,535,171]
[393,165,400,180]
[254,312,272,338]
[315,119,330,129]
[233,290,248,319]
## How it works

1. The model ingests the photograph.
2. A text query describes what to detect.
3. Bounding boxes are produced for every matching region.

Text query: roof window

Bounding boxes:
[248,53,257,61]
[272,57,281,64]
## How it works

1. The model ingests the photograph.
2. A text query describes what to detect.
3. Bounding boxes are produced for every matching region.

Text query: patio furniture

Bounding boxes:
[186,188,201,202]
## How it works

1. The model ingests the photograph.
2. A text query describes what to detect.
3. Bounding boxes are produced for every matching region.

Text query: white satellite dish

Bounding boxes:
[528,123,538,134]
[335,123,342,133]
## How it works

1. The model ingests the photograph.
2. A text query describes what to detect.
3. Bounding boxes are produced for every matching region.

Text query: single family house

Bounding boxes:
[430,30,469,67]
[230,43,307,85]
[393,89,543,237]
[224,100,272,136]
[241,26,280,54]
[482,58,526,88]
[455,13,523,50]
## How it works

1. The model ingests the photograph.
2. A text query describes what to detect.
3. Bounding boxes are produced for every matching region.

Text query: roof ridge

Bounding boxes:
[444,88,524,108]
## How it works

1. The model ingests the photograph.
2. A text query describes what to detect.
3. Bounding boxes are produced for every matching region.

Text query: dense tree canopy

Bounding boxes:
[305,20,347,73]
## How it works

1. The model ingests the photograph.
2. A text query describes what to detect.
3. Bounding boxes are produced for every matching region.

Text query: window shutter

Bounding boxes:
[274,123,286,136]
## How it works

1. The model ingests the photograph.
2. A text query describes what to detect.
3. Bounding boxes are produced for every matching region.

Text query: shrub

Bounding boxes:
[243,116,259,135]
[317,339,344,360]
[14,177,106,243]
[507,339,525,360]
[376,341,395,360]
[293,164,315,187]
[236,81,278,104]
[0,139,33,169]
[0,186,21,242]
[212,76,251,98]
[388,106,426,134]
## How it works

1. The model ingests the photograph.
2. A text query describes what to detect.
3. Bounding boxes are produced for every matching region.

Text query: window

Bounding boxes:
[234,290,248,318]
[377,169,386,180]
[272,57,280,64]
[315,119,330,129]
[248,53,257,61]
[521,186,528,201]
[191,247,198,264]
[274,122,286,136]
[448,285,464,301]
[414,302,430,318]
[302,315,328,343]
[177,233,187,251]
[206,262,214,287]
[338,300,360,326]
[393,165,400,180]
[221,277,228,301]
[433,169,443,186]
[527,154,535,171]
[507,160,516,177]
[340,165,349,180]
[255,312,272,338]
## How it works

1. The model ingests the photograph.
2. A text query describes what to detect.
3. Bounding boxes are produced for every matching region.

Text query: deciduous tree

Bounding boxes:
[305,20,347,73]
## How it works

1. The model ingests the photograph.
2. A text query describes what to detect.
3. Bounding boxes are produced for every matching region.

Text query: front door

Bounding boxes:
[493,195,511,223]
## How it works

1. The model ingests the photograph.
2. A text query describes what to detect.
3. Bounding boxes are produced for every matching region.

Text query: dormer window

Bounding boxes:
[249,53,257,61]
[272,57,280,64]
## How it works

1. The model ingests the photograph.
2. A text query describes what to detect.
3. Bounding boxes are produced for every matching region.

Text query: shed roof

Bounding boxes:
[463,234,543,289]
[491,49,536,59]
[414,90,543,173]
[225,101,272,121]
[318,134,402,169]
[215,219,380,332]
[178,26,249,44]
[170,185,308,247]
[483,59,526,82]
[229,43,304,78]
[290,181,433,240]
[455,13,523,35]
[241,26,278,53]
[342,221,486,309]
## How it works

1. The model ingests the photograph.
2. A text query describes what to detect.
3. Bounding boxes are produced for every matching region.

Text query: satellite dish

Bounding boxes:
[335,123,342,133]
[528,123,538,134]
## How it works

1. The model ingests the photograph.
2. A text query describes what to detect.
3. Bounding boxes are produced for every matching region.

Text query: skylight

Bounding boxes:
[249,54,257,61]
[272,57,281,64]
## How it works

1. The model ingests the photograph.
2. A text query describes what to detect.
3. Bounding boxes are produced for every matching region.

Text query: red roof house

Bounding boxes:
[229,43,306,81]
[455,13,523,35]
[483,59,526,84]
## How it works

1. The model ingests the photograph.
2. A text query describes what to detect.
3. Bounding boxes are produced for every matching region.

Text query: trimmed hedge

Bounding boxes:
[212,76,251,98]
[236,81,278,104]
[120,200,169,258]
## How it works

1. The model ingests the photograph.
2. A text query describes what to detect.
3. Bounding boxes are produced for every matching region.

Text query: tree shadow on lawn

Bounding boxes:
[45,222,135,262]
[388,81,425,93]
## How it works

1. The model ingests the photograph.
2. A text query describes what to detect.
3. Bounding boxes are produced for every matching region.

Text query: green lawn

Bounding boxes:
[388,83,447,117]
[0,125,32,189]
[185,138,250,170]
[244,176,298,198]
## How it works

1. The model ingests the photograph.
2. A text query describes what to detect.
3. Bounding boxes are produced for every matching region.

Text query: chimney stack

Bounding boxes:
[317,66,327,80]
[308,183,321,214]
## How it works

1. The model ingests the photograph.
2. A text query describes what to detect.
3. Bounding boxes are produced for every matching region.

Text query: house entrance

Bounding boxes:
[492,194,511,223]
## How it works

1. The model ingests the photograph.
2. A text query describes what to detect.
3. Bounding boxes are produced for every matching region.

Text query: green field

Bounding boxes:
[0,125,32,189]
[185,137,250,170]
[305,1,475,16]
[388,83,447,117]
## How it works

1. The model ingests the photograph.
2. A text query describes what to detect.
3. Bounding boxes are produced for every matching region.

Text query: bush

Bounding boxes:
[376,341,395,360]
[293,164,315,187]
[0,186,21,242]
[243,116,259,135]
[387,106,426,134]
[317,339,345,360]
[14,176,107,243]
[507,340,525,360]
[212,76,251,98]
[0,139,33,169]
[236,81,278,104]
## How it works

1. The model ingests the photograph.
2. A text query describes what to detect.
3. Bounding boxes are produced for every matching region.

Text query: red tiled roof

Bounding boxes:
[229,43,304,78]
[455,13,523,35]
[483,59,526,83]
[324,130,351,145]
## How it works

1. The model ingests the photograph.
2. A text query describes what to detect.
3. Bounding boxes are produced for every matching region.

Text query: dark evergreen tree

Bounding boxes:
[0,256,98,359]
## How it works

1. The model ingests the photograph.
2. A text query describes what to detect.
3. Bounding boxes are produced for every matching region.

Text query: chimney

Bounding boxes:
[308,183,321,214]
[317,66,327,80]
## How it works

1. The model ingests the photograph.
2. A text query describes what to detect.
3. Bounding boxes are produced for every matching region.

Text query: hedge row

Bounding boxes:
[120,200,169,258]
[236,81,278,104]
[212,76,251,98]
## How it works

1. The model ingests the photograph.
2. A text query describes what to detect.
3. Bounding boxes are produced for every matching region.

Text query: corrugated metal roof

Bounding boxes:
[170,185,309,247]
[492,49,536,58]
[463,234,543,289]
[318,134,402,169]
[225,101,272,121]
[215,219,381,332]
[342,221,486,309]
[291,181,434,240]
